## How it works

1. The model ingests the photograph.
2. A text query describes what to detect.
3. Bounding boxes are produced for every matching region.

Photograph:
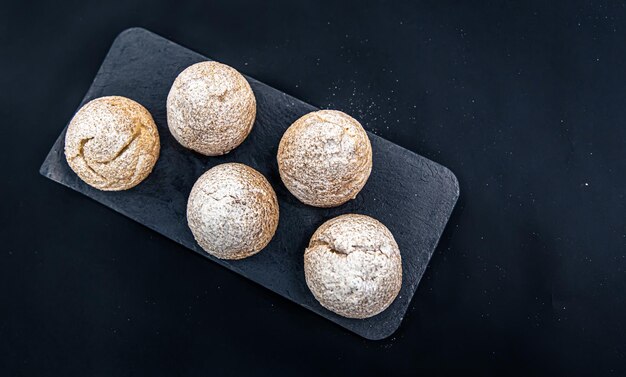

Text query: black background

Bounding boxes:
[1,0,625,375]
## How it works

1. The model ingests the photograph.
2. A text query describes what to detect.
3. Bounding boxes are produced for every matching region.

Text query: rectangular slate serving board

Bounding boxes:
[40,28,459,340]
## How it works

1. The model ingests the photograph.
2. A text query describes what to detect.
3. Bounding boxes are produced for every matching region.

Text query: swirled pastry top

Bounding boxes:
[64,96,160,191]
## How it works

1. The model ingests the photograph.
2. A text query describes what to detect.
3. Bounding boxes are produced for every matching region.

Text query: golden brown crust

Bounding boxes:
[166,61,256,156]
[64,96,160,191]
[186,163,279,260]
[277,110,372,208]
[304,214,402,319]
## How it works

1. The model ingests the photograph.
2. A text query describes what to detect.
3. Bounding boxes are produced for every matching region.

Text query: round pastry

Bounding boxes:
[277,110,372,208]
[64,96,160,191]
[304,214,402,319]
[166,61,256,156]
[187,163,279,260]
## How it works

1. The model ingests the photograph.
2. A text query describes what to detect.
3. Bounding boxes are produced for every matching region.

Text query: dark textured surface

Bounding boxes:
[39,28,459,340]
[4,1,626,375]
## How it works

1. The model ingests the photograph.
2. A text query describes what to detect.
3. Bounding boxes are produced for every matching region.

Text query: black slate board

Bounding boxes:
[39,28,459,340]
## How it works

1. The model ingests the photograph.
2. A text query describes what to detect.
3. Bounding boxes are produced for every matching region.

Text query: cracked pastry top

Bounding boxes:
[64,96,160,191]
[186,163,279,260]
[304,214,402,319]
[277,110,372,208]
[166,61,256,156]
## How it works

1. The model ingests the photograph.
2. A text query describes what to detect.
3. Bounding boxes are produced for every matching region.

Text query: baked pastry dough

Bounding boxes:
[187,163,279,260]
[277,110,372,207]
[167,61,256,156]
[304,214,402,318]
[64,96,160,191]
